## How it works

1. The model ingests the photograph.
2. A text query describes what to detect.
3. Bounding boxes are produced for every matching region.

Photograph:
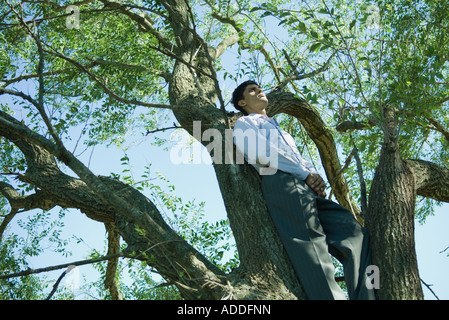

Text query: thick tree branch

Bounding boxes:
[0,181,58,212]
[336,119,376,133]
[0,181,61,239]
[212,33,240,59]
[406,159,449,203]
[426,116,449,143]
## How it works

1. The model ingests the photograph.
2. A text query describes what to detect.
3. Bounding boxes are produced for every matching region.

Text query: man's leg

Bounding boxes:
[261,171,346,300]
[316,197,376,300]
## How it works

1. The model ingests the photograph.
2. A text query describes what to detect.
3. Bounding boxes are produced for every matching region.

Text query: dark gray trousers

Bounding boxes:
[261,171,375,300]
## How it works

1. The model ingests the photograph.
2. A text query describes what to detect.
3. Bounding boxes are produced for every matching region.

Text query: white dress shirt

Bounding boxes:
[233,113,317,179]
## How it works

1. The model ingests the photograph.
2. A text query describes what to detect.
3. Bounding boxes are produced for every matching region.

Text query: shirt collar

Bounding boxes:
[248,113,279,126]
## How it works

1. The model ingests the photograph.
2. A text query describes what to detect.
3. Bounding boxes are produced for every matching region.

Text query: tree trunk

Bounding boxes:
[365,105,423,300]
[214,161,307,299]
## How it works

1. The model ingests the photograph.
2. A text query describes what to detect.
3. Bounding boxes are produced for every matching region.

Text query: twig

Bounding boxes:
[145,124,180,136]
[439,246,449,254]
[45,267,74,300]
[420,279,440,300]
[328,146,356,189]
[276,50,338,91]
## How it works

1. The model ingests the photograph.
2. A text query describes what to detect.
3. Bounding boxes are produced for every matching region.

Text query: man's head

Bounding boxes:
[232,80,268,115]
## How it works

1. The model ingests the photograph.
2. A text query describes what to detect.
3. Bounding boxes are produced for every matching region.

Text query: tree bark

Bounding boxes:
[406,159,449,202]
[364,105,423,300]
[365,145,423,299]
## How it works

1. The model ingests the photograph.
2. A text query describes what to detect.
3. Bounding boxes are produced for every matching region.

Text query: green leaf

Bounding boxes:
[349,19,356,30]
[309,42,321,52]
[296,21,307,33]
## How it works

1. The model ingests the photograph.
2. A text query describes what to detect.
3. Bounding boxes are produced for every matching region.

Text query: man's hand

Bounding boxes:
[305,173,327,198]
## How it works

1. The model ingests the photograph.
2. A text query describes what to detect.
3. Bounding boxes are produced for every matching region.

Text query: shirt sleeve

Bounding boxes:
[233,117,313,179]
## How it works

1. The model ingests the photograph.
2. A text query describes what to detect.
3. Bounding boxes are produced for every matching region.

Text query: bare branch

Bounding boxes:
[0,253,125,280]
[104,222,123,300]
[276,50,338,90]
[0,87,40,109]
[212,33,240,59]
[45,269,69,300]
[420,279,440,300]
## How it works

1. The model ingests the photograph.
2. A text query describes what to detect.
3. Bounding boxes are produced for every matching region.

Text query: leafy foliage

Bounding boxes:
[0,208,71,299]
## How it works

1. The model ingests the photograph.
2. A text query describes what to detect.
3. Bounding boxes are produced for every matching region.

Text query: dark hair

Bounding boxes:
[231,80,259,115]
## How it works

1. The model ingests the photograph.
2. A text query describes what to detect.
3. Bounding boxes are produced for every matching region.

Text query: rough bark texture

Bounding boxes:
[162,0,308,299]
[214,162,306,299]
[365,146,423,299]
[406,159,449,202]
[364,105,423,299]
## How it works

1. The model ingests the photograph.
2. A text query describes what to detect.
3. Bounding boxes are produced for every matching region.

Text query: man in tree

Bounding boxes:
[232,80,376,300]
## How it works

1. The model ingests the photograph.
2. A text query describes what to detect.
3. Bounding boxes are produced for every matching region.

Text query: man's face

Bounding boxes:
[238,84,268,114]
